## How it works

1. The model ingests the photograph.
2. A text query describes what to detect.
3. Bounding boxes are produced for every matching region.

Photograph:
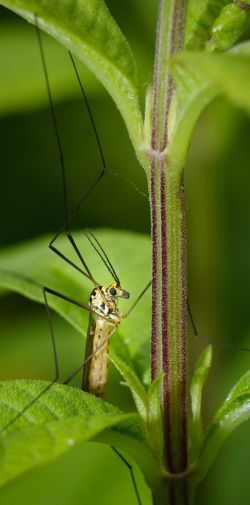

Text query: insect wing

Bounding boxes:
[82,312,96,392]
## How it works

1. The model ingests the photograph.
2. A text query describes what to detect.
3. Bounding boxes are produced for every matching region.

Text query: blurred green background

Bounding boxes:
[0,2,250,504]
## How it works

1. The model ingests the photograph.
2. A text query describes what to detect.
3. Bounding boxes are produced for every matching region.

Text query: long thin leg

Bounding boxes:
[0,288,59,435]
[59,277,146,390]
[48,170,107,247]
[35,25,145,503]
[111,446,142,505]
[68,52,106,171]
[35,19,107,275]
[64,231,111,307]
[35,18,69,229]
[37,22,106,226]
[44,286,111,321]
[50,165,147,249]
[123,281,152,319]
[49,241,91,280]
[63,325,118,385]
[124,284,250,353]
[0,284,116,435]
[188,301,250,352]
[67,52,148,210]
[36,20,148,295]
[65,232,98,286]
[36,22,147,284]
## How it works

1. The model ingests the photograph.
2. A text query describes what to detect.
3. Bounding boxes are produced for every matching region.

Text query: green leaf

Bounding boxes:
[0,230,151,378]
[110,354,164,466]
[168,42,250,175]
[109,354,148,423]
[195,370,250,484]
[167,57,217,176]
[0,21,100,117]
[210,4,249,51]
[0,0,144,164]
[225,369,250,402]
[0,379,163,488]
[0,380,165,491]
[0,379,123,436]
[189,346,212,462]
[185,1,231,49]
[172,43,250,114]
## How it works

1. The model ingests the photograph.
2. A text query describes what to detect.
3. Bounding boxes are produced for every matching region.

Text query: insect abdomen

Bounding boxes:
[83,317,110,398]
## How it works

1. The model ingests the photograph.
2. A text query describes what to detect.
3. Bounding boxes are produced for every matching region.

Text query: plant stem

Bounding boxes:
[153,477,191,505]
[149,0,188,502]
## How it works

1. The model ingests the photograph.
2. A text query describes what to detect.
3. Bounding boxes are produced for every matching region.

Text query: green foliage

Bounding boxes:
[186,1,231,49]
[0,0,144,163]
[172,42,250,118]
[185,0,250,50]
[237,0,250,6]
[110,354,148,421]
[0,335,165,491]
[0,379,162,489]
[168,41,250,177]
[211,4,249,51]
[188,349,250,494]
[190,346,212,461]
[195,370,250,484]
[111,354,164,463]
[0,21,100,117]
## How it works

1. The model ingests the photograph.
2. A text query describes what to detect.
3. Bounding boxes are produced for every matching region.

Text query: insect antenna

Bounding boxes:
[84,229,120,284]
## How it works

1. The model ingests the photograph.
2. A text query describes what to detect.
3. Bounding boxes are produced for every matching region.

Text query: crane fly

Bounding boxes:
[83,283,129,397]
[32,16,152,401]
[0,14,151,505]
[83,278,130,398]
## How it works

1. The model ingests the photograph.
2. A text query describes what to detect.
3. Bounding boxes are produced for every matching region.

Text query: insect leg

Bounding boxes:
[68,52,147,207]
[35,17,69,227]
[68,52,106,171]
[35,17,107,265]
[36,19,147,296]
[123,281,152,319]
[63,325,118,385]
[35,21,145,500]
[123,280,250,353]
[65,231,98,285]
[111,446,142,505]
[188,300,250,352]
[0,285,103,436]
[64,324,143,505]
[0,288,59,435]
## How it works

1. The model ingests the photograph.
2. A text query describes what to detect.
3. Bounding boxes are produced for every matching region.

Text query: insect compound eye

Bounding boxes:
[109,287,117,296]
